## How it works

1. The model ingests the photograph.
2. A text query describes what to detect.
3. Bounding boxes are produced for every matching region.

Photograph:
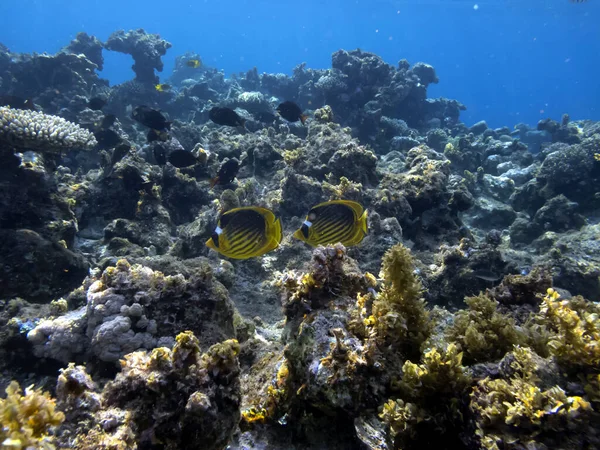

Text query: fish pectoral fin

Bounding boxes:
[360,209,368,235]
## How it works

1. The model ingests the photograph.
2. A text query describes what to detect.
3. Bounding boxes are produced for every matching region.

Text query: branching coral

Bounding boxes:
[447,294,526,364]
[359,244,431,358]
[470,346,594,450]
[539,288,600,369]
[0,381,65,450]
[398,343,470,400]
[0,106,97,152]
[379,343,471,449]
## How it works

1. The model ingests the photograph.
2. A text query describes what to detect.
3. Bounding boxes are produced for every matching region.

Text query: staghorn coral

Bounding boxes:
[447,294,526,364]
[0,381,65,450]
[539,288,600,369]
[470,346,595,450]
[0,107,97,152]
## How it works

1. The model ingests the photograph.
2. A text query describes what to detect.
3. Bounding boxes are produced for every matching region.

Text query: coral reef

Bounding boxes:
[27,259,236,365]
[1,30,600,450]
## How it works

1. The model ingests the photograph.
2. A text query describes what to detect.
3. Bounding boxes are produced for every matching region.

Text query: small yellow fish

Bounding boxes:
[293,200,368,247]
[206,206,282,259]
[155,84,171,92]
[186,59,201,68]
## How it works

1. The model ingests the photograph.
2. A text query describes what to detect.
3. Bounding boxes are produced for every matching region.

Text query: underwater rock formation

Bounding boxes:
[27,259,235,365]
[56,332,241,450]
[0,30,599,450]
[105,29,172,84]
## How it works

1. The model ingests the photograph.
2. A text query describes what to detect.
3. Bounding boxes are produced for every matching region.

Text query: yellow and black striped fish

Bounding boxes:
[206,206,282,259]
[293,200,368,247]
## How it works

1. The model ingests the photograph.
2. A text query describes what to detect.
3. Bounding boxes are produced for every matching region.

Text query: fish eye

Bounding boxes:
[308,213,316,221]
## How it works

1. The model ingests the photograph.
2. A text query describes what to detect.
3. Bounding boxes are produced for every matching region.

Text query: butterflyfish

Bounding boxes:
[206,206,282,259]
[293,200,368,247]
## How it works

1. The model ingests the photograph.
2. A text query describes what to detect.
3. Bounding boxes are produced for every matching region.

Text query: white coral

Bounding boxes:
[0,106,97,152]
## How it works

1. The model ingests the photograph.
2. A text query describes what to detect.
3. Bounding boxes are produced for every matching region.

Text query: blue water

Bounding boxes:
[1,0,598,128]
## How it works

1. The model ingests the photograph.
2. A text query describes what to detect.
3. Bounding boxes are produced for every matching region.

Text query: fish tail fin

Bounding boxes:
[210,176,219,188]
[300,114,309,125]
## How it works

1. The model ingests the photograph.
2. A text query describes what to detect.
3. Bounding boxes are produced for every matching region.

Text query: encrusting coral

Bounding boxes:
[58,331,241,450]
[0,106,97,152]
[0,381,65,450]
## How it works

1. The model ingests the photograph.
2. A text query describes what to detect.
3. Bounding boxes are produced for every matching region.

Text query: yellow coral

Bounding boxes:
[539,288,600,368]
[447,294,526,364]
[0,381,65,450]
[399,343,470,400]
[470,347,593,449]
[379,398,422,441]
[368,244,431,355]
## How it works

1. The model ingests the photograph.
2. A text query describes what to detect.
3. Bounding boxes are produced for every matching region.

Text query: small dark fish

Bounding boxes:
[186,59,201,68]
[293,200,368,247]
[0,95,35,110]
[95,129,122,150]
[254,111,277,123]
[155,84,171,92]
[209,107,245,128]
[88,97,107,111]
[473,270,502,282]
[205,206,282,259]
[93,114,121,149]
[210,158,240,187]
[276,101,308,124]
[570,0,587,2]
[100,114,117,129]
[132,106,171,131]
[110,142,131,166]
[154,145,168,166]
[168,150,198,168]
[147,129,169,143]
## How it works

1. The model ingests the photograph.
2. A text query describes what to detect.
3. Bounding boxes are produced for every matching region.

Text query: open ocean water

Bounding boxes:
[1,0,599,128]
